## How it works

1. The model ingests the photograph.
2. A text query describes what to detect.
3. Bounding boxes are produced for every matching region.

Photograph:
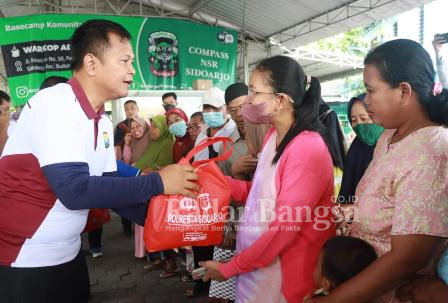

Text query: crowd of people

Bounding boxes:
[0,18,447,303]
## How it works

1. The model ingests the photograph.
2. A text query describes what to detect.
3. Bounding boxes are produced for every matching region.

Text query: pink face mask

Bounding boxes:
[241,98,276,124]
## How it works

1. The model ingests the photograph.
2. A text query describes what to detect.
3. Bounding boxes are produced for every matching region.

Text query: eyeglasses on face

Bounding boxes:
[248,87,278,97]
[187,124,204,130]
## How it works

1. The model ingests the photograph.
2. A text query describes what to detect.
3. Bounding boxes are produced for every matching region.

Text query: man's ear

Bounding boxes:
[83,53,97,76]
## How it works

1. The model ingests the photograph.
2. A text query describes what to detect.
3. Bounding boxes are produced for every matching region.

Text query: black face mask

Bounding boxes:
[163,104,176,111]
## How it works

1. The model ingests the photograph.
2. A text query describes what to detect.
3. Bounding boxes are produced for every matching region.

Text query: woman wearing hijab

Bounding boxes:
[134,115,176,277]
[135,115,174,171]
[121,117,153,259]
[165,108,194,163]
[122,117,151,165]
[337,94,383,205]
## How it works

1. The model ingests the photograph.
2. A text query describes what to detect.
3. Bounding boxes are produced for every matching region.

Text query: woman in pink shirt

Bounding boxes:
[200,55,336,302]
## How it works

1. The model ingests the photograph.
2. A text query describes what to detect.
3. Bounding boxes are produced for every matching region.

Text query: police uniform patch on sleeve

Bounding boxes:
[103,132,110,148]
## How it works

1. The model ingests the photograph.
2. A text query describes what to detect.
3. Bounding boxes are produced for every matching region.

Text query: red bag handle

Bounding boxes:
[179,136,234,165]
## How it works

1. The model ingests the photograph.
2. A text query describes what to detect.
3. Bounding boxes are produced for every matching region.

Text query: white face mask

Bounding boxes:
[203,111,225,128]
[168,120,187,137]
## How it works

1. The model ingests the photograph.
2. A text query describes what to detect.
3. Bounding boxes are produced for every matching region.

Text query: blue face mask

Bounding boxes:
[168,120,187,137]
[203,111,225,128]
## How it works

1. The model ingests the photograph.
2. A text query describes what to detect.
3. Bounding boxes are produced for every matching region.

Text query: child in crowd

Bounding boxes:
[309,236,377,298]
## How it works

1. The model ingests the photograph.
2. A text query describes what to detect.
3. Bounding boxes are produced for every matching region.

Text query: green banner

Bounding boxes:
[0,14,238,105]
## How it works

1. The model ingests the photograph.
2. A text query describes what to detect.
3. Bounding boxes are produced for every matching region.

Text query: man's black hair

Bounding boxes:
[190,111,203,120]
[124,100,137,107]
[162,92,177,101]
[71,19,131,71]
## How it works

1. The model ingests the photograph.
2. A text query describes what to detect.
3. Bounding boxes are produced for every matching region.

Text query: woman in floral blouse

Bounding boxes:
[306,39,448,303]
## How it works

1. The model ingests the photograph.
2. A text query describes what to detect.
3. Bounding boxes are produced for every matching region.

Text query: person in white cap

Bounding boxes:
[187,87,237,298]
[193,87,237,161]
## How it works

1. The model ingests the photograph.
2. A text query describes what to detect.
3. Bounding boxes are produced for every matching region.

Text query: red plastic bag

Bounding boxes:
[83,208,111,233]
[144,137,233,252]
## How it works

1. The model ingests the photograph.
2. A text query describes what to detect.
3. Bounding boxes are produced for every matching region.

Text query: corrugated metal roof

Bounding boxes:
[232,0,433,80]
[273,0,431,47]
[155,0,434,80]
[194,0,356,40]
[171,0,430,42]
[0,0,435,84]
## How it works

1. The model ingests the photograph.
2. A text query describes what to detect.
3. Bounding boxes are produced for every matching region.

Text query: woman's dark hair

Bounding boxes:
[319,99,346,169]
[255,55,339,164]
[364,39,448,126]
[71,19,131,71]
[321,236,377,287]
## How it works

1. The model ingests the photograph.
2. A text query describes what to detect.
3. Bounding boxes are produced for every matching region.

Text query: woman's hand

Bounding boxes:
[124,133,132,146]
[199,261,227,282]
[335,203,355,236]
[140,167,152,175]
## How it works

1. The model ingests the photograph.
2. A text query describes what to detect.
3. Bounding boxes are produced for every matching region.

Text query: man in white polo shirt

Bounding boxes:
[0,90,10,155]
[0,19,199,303]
